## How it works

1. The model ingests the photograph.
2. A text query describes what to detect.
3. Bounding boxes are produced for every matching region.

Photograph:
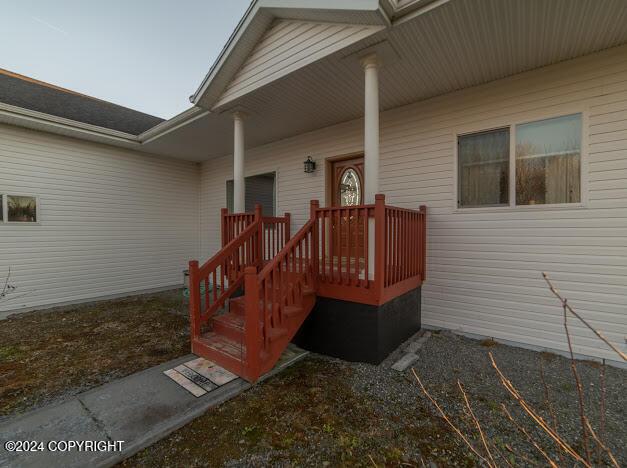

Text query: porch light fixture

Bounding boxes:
[304,156,316,173]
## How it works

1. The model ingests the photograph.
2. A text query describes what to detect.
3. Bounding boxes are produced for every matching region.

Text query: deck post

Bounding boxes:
[220,208,228,247]
[310,200,320,283]
[188,260,201,339]
[244,266,261,381]
[420,205,427,282]
[374,194,386,302]
[255,204,263,266]
[284,212,291,242]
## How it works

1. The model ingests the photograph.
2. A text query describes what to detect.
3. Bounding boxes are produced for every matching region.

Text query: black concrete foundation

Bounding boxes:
[293,287,421,364]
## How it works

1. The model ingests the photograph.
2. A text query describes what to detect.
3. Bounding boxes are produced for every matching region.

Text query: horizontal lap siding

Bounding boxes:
[0,126,199,314]
[215,19,383,107]
[200,45,627,362]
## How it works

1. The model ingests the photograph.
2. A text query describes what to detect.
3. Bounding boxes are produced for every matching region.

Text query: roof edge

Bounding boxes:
[0,101,140,144]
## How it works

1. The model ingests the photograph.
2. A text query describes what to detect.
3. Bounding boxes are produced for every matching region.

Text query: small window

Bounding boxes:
[7,195,37,222]
[0,195,3,222]
[516,114,581,205]
[458,128,509,208]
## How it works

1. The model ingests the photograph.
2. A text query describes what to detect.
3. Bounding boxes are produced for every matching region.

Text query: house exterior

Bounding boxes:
[1,0,626,369]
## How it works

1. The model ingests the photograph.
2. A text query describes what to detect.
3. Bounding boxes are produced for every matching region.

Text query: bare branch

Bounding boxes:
[542,272,626,361]
[501,404,558,468]
[457,380,496,466]
[599,359,607,465]
[1,266,10,297]
[539,359,564,466]
[488,352,590,467]
[584,417,619,468]
[411,369,489,465]
[562,302,592,463]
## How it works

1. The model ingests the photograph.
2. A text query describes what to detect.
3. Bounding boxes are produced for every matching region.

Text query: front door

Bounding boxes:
[329,156,365,267]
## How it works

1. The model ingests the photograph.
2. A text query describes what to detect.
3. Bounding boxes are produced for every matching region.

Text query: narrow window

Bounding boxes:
[225,173,276,215]
[516,114,581,205]
[458,128,509,208]
[0,195,3,222]
[7,195,37,222]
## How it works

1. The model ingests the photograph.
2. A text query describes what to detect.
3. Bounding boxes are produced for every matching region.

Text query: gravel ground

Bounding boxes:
[124,330,626,467]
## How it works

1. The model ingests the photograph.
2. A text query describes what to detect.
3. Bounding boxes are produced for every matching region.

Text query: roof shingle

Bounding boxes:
[0,69,164,135]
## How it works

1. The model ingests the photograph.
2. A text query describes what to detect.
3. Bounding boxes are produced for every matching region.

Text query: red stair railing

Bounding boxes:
[242,201,319,381]
[261,214,291,262]
[189,209,262,341]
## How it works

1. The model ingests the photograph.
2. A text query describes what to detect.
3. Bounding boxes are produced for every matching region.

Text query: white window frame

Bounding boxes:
[1,193,40,224]
[453,108,588,212]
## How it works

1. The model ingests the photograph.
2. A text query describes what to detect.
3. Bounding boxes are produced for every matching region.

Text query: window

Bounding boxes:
[1,195,38,222]
[516,114,581,205]
[457,113,582,208]
[458,128,509,208]
[226,172,276,215]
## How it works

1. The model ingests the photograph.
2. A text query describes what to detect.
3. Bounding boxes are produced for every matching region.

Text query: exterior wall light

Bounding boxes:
[304,156,316,173]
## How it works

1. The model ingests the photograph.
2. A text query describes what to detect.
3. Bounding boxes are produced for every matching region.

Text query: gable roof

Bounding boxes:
[191,0,391,110]
[0,68,164,135]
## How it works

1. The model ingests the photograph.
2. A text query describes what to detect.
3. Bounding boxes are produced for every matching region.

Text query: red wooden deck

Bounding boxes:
[188,194,426,382]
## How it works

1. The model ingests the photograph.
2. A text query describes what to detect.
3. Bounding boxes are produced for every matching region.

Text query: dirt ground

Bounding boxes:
[0,290,189,419]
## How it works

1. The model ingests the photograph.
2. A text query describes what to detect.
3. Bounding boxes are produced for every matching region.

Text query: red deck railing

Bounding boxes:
[312,194,426,305]
[221,207,291,262]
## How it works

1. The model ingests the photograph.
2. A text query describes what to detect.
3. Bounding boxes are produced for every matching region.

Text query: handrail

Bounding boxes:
[189,217,261,339]
[243,201,319,381]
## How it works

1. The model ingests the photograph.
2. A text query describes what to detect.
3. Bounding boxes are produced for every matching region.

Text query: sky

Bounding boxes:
[0,0,251,119]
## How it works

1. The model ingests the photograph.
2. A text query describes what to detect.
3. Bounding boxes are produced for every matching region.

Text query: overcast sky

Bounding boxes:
[0,0,250,119]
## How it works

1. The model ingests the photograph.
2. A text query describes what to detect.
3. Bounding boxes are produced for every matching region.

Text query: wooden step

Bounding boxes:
[192,332,247,374]
[229,296,307,320]
[213,311,288,342]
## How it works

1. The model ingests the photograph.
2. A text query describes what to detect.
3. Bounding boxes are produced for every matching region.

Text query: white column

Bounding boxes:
[362,53,379,204]
[233,112,245,213]
[361,54,380,280]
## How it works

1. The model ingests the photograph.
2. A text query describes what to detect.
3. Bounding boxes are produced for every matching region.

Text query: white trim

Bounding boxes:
[0,102,139,143]
[138,106,208,143]
[453,108,588,212]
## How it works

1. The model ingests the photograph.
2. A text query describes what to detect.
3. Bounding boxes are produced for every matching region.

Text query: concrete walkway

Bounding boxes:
[0,349,307,468]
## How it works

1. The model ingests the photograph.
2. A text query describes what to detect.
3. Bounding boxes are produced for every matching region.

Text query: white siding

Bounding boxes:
[200,45,627,362]
[215,19,384,108]
[0,125,199,314]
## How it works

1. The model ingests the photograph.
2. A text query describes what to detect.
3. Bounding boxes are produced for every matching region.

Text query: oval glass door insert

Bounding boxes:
[339,168,361,206]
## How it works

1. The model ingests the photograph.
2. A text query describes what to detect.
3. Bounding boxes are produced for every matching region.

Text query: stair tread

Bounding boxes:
[214,311,291,339]
[197,332,246,358]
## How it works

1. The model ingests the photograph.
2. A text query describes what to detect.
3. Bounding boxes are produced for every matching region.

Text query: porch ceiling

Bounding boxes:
[144,0,627,162]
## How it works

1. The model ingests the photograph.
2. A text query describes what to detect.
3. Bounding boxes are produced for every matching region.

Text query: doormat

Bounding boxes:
[164,358,238,397]
[164,344,308,397]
